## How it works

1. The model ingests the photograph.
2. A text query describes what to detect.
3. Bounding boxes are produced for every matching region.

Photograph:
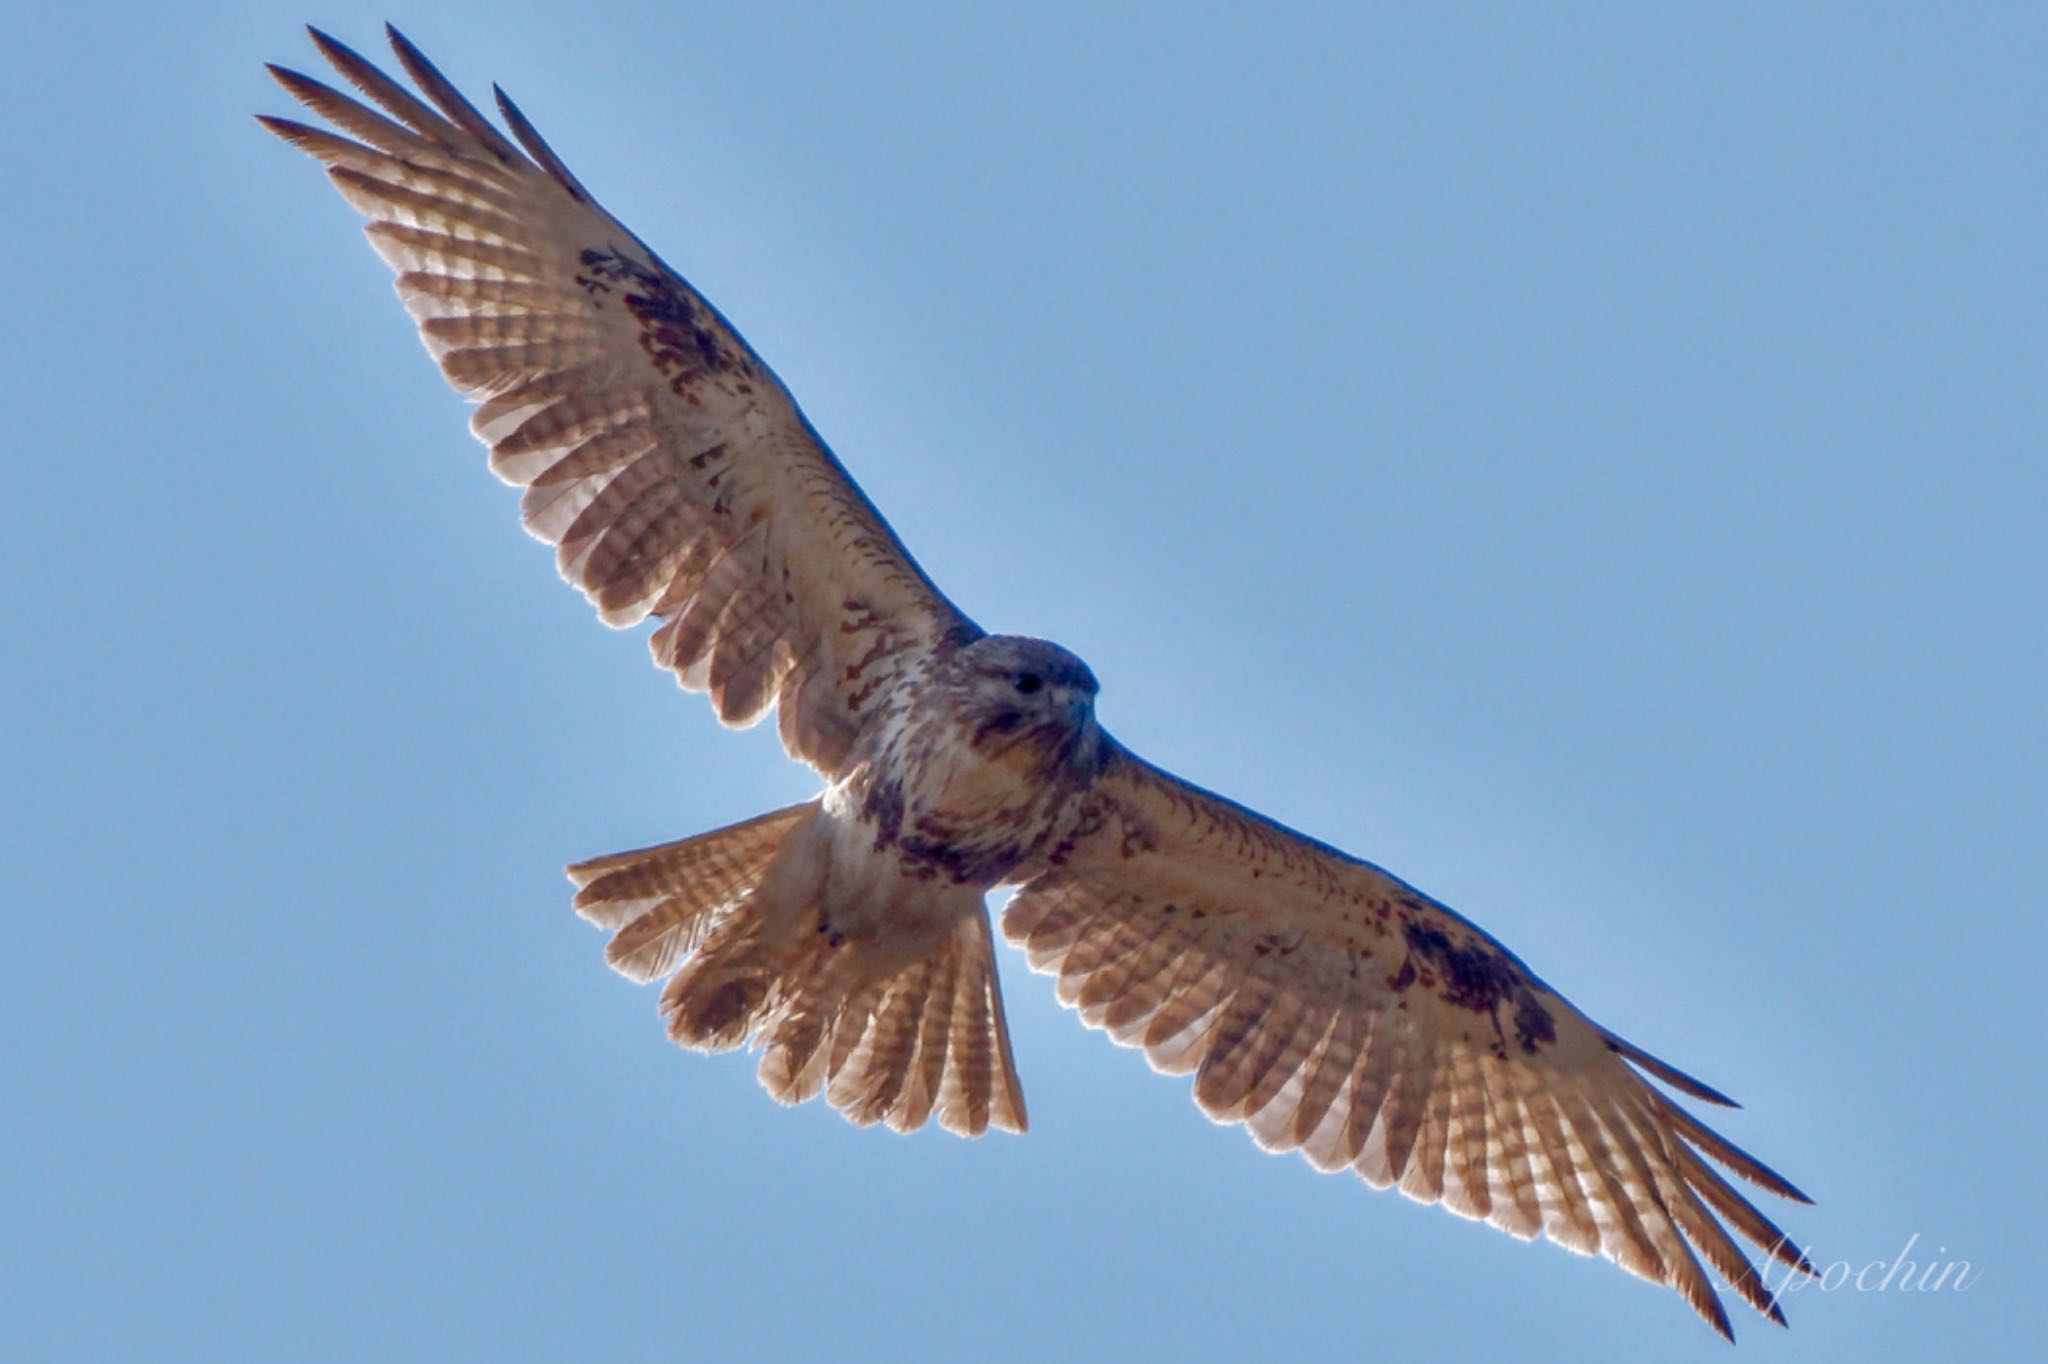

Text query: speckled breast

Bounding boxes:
[846,688,1097,889]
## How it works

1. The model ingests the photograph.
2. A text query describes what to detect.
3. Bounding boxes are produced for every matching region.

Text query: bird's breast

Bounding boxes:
[842,704,1089,888]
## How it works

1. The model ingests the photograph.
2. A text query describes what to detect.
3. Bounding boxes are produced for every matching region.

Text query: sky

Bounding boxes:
[4,3,2043,1360]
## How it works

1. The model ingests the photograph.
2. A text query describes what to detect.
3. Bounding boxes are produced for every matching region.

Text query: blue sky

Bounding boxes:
[5,3,2042,1360]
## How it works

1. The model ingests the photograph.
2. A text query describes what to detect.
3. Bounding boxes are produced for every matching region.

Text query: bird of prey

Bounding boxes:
[261,26,1814,1339]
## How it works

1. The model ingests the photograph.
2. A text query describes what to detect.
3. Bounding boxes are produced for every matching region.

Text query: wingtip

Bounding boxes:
[1695,1289,1737,1344]
[304,24,381,90]
[1778,1234,1821,1276]
[491,82,526,131]
[1773,1175,1817,1207]
[1600,1031,1741,1107]
[263,61,343,117]
[253,112,309,144]
[1688,1079,1741,1110]
[304,23,346,58]
[492,80,592,202]
[383,20,422,64]
[264,60,322,99]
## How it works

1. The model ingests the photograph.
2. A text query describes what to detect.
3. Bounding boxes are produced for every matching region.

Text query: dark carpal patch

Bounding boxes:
[577,246,754,393]
[1396,920,1557,1059]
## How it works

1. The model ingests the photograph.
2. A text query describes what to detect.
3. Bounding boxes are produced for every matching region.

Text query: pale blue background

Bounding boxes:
[5,4,2042,1361]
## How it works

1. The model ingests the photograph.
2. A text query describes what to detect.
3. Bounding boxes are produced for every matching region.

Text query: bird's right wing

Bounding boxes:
[261,26,976,777]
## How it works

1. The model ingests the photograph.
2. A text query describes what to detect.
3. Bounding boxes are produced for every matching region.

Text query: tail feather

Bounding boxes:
[659,913,783,1053]
[568,804,1026,1137]
[830,968,930,1127]
[777,913,1026,1136]
[941,913,1028,1135]
[568,802,813,982]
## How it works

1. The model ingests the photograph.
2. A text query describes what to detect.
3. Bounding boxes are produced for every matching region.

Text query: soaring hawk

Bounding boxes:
[261,26,1814,1339]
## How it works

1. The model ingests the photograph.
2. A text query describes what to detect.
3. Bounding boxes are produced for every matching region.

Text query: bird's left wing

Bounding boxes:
[260,28,976,778]
[1004,743,1814,1340]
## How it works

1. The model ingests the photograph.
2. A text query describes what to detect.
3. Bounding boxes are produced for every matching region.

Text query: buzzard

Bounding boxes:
[261,26,1814,1339]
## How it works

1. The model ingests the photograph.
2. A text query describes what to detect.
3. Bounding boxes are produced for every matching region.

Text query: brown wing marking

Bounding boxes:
[1004,744,1814,1340]
[261,26,975,777]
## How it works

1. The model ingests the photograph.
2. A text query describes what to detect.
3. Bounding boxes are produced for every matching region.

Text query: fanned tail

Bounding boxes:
[568,804,1026,1137]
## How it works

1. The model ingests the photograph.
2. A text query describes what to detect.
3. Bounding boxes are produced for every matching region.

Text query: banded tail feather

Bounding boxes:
[570,803,1027,1137]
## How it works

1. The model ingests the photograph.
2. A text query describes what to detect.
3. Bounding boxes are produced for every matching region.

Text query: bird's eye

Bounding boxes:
[1013,671,1044,695]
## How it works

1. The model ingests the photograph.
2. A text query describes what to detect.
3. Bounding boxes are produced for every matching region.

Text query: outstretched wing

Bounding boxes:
[1005,744,1815,1340]
[261,27,974,776]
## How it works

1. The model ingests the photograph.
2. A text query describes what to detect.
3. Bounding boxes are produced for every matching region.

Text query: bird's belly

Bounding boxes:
[784,807,983,962]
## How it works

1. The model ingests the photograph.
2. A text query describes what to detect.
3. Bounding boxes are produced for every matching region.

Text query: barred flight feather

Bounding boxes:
[1002,745,1814,1341]
[263,24,974,783]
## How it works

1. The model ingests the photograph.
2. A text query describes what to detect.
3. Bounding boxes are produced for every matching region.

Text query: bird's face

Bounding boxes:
[954,634,1102,773]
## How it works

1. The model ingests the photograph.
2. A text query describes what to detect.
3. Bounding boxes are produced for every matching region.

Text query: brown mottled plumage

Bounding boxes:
[262,27,1813,1339]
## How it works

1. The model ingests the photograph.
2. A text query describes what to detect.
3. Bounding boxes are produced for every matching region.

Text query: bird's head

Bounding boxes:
[952,634,1103,774]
